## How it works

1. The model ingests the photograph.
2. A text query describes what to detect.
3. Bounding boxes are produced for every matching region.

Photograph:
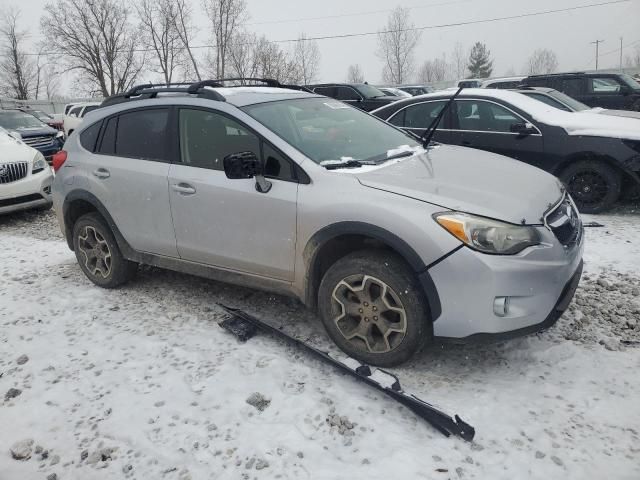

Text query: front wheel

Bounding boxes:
[560,160,621,214]
[72,212,137,288]
[318,250,431,367]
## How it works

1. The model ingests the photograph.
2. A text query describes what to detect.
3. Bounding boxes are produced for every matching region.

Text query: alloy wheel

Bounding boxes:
[77,226,112,279]
[567,170,609,208]
[331,274,407,354]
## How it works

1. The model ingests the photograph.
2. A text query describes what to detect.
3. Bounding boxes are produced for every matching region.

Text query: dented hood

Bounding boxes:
[355,145,563,225]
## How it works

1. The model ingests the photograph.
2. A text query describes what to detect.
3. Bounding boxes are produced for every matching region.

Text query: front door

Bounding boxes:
[168,108,298,281]
[448,99,545,169]
[584,76,627,109]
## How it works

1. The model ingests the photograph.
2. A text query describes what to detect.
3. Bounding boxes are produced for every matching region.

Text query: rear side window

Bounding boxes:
[524,93,570,111]
[589,77,622,93]
[560,78,583,97]
[313,86,335,97]
[391,101,447,129]
[80,121,102,151]
[115,109,169,162]
[98,117,117,155]
[335,87,360,101]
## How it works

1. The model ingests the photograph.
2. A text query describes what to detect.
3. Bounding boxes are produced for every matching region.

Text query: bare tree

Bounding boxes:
[174,0,201,80]
[202,0,247,78]
[136,0,188,84]
[0,8,35,99]
[292,34,320,84]
[376,6,421,84]
[346,64,364,83]
[624,45,640,68]
[417,57,448,83]
[43,64,61,99]
[227,33,299,83]
[41,0,143,97]
[526,48,558,75]
[451,42,467,79]
[227,31,258,79]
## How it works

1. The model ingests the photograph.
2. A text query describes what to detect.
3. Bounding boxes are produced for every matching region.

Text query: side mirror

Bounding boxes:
[510,122,537,135]
[223,151,272,193]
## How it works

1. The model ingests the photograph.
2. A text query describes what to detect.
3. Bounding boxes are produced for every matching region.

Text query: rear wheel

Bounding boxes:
[318,250,431,367]
[72,212,137,288]
[560,160,621,214]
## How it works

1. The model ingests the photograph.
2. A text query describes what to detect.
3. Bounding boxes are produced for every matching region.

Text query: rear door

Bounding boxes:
[86,107,178,257]
[448,99,546,169]
[584,76,626,109]
[558,77,587,104]
[168,107,298,280]
[385,100,451,144]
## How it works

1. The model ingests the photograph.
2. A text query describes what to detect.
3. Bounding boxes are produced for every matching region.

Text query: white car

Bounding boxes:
[63,102,102,137]
[0,128,54,215]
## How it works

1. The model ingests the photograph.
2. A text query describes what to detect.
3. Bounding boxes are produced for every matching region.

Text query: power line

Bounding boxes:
[2,0,634,57]
[245,0,472,26]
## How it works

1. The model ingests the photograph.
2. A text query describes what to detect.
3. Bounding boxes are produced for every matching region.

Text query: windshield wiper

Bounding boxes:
[322,159,376,170]
[419,87,463,148]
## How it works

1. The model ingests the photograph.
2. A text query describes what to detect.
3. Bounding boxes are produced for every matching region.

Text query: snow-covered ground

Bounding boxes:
[1,208,639,480]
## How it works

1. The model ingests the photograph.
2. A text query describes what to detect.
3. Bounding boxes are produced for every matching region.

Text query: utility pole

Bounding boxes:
[619,37,623,71]
[591,39,604,70]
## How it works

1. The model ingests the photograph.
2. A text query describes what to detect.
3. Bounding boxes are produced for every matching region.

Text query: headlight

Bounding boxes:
[55,131,65,139]
[434,212,540,255]
[32,153,48,174]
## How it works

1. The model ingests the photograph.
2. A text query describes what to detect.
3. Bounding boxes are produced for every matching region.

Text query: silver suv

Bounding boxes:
[52,79,584,366]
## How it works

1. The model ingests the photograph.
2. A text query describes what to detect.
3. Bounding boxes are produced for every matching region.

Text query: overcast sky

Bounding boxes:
[7,0,640,92]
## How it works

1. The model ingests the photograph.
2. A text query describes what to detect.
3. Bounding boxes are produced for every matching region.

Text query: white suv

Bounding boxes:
[0,128,54,215]
[64,102,102,137]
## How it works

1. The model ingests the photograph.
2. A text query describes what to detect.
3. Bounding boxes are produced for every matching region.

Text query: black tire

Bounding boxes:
[72,212,137,288]
[318,250,431,367]
[560,160,622,214]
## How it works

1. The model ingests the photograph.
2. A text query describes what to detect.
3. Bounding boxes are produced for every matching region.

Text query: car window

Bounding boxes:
[113,109,169,161]
[313,86,335,97]
[391,101,447,129]
[455,100,521,133]
[560,78,583,97]
[263,142,296,181]
[523,93,571,111]
[81,105,100,117]
[335,86,361,101]
[0,111,44,129]
[69,106,82,117]
[98,117,117,154]
[589,77,622,93]
[80,121,102,151]
[179,108,260,171]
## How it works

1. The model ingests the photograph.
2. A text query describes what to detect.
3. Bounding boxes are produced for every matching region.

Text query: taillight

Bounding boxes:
[52,150,67,172]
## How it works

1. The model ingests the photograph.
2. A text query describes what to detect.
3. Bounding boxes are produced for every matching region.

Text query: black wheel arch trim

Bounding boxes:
[553,152,640,187]
[62,190,136,258]
[303,221,443,321]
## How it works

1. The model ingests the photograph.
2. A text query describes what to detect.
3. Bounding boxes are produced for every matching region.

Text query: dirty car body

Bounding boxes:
[52,82,584,365]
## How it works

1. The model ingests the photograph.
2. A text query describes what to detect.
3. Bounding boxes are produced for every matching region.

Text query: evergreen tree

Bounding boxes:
[467,42,493,78]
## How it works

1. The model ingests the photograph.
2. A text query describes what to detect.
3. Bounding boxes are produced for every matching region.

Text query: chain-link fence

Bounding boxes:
[0,97,103,114]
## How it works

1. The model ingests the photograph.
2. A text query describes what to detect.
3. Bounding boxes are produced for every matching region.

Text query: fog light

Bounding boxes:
[494,297,510,317]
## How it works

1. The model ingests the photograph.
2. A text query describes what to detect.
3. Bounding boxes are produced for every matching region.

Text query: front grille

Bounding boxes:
[0,162,28,184]
[0,193,43,207]
[546,195,582,247]
[23,135,55,148]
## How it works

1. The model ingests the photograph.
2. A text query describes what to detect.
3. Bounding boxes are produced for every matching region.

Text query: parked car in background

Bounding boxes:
[523,72,640,111]
[457,79,483,88]
[512,86,640,120]
[64,103,80,116]
[378,87,413,98]
[308,83,398,111]
[0,127,53,215]
[481,76,526,89]
[52,80,583,366]
[19,108,64,131]
[371,88,640,213]
[64,102,102,136]
[396,85,435,96]
[0,109,64,163]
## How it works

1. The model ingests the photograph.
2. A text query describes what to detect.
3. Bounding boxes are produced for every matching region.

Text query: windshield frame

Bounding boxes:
[242,97,421,167]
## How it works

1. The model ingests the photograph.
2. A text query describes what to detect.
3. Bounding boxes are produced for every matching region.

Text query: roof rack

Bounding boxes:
[526,72,585,78]
[101,78,312,108]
